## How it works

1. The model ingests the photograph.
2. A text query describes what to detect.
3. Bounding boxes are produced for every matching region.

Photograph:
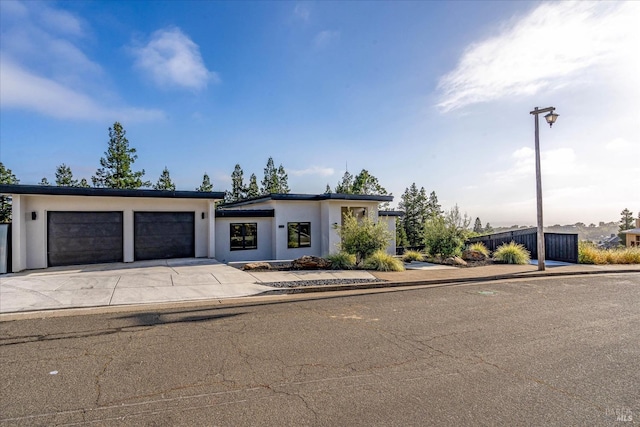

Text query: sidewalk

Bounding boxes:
[1,258,638,315]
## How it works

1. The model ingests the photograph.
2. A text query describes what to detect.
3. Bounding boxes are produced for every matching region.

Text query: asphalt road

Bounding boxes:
[1,274,638,426]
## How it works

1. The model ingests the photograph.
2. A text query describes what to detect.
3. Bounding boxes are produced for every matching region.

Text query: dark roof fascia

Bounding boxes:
[379,210,404,217]
[0,184,225,200]
[221,193,394,208]
[216,209,275,218]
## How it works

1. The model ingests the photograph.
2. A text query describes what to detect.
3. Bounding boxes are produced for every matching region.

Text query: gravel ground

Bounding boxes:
[260,278,388,288]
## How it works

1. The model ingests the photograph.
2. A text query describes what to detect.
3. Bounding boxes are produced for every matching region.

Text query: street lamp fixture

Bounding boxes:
[529,106,559,271]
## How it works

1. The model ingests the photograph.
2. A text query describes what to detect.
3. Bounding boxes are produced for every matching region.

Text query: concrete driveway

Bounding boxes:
[0,258,377,314]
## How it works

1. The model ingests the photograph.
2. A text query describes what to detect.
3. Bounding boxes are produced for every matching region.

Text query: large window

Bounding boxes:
[230,223,257,250]
[288,222,311,248]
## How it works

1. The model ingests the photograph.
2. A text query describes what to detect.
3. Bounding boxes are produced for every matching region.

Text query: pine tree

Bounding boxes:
[196,173,213,192]
[473,217,483,233]
[228,164,246,202]
[334,170,354,194]
[153,166,176,191]
[426,191,442,219]
[618,208,635,242]
[325,184,332,194]
[398,183,429,247]
[261,157,282,194]
[352,169,387,195]
[55,164,78,186]
[484,222,494,233]
[39,177,51,186]
[0,162,19,223]
[78,178,90,188]
[246,174,260,198]
[277,165,290,194]
[92,122,150,189]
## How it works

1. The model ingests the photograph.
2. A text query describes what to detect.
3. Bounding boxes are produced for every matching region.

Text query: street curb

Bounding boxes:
[258,268,640,295]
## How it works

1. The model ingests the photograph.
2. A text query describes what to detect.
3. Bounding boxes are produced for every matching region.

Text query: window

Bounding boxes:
[230,223,257,250]
[288,222,311,248]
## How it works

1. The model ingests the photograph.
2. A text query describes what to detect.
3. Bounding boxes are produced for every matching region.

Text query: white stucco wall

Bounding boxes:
[11,194,215,271]
[214,217,274,262]
[272,201,322,259]
[380,215,398,255]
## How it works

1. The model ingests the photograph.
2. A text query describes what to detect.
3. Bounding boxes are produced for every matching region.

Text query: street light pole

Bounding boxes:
[529,106,558,271]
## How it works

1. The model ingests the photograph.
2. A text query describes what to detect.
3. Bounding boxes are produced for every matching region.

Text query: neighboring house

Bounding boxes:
[621,218,640,247]
[0,185,396,272]
[215,193,396,263]
[598,234,621,249]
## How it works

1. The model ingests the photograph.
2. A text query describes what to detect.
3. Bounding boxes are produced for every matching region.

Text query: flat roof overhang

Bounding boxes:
[0,184,225,200]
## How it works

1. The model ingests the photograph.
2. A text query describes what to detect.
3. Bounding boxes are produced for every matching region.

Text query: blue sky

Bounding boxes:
[1,1,638,226]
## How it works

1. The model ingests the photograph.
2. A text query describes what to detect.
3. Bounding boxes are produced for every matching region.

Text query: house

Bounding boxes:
[1,184,397,272]
[1,185,224,272]
[598,234,621,249]
[621,218,640,247]
[214,193,396,263]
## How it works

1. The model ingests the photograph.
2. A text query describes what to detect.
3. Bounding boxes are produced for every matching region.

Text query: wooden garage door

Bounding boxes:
[134,212,195,261]
[47,212,123,267]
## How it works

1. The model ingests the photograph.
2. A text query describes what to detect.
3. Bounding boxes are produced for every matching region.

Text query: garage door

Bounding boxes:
[134,212,195,261]
[47,212,123,267]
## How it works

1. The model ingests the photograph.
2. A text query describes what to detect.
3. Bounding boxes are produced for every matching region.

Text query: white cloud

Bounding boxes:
[437,2,640,112]
[605,138,639,151]
[290,166,335,177]
[0,58,164,122]
[294,4,310,22]
[314,30,340,48]
[132,27,218,90]
[0,2,162,121]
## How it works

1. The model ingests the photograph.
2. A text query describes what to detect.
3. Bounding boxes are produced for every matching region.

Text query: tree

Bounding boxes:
[196,173,213,192]
[396,217,408,247]
[426,191,442,219]
[473,217,483,234]
[484,222,494,234]
[335,210,393,264]
[619,208,635,242]
[92,122,150,189]
[352,169,387,195]
[325,184,332,194]
[246,174,260,198]
[39,177,51,186]
[153,166,176,191]
[260,157,289,194]
[227,164,246,202]
[277,165,289,193]
[54,164,78,186]
[0,162,19,223]
[78,178,90,188]
[334,170,354,194]
[398,183,429,247]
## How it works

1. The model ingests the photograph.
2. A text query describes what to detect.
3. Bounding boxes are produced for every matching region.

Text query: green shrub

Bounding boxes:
[335,210,393,264]
[493,241,531,264]
[326,252,357,269]
[468,242,490,257]
[423,206,471,257]
[578,242,640,264]
[402,250,424,262]
[363,250,405,271]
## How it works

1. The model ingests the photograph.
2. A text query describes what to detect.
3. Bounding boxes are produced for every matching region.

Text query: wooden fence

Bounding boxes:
[466,227,578,263]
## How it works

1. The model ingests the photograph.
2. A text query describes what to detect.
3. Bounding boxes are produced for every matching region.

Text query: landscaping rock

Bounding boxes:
[243,262,272,271]
[462,249,487,262]
[292,255,332,270]
[442,256,468,266]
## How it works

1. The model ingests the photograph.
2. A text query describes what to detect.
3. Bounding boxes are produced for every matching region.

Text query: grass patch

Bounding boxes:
[402,250,424,263]
[493,241,531,265]
[326,252,357,270]
[468,242,490,257]
[578,242,640,264]
[363,250,405,272]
